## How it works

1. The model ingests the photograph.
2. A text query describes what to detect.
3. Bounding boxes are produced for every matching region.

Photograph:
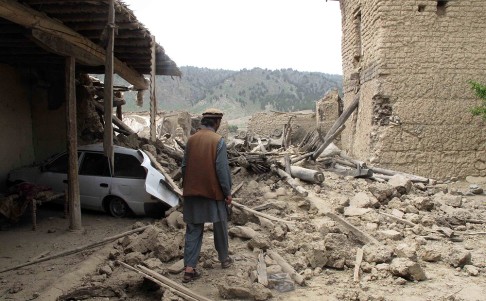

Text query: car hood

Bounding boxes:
[139,150,180,207]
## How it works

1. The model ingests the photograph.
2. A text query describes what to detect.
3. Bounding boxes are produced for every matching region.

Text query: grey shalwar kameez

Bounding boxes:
[182,126,232,268]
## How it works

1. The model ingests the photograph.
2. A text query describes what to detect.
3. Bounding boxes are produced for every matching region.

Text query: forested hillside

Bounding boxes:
[118,66,342,120]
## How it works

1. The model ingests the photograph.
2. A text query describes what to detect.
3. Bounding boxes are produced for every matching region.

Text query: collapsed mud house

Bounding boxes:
[0,0,180,216]
[337,0,486,179]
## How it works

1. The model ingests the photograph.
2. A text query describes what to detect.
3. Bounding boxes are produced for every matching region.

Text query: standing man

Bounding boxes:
[181,108,233,283]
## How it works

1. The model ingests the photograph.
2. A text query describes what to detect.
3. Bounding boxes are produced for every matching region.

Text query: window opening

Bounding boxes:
[418,5,426,12]
[353,10,362,65]
[437,1,448,16]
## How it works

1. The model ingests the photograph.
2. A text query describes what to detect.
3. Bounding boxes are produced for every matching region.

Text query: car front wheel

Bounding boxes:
[107,197,130,218]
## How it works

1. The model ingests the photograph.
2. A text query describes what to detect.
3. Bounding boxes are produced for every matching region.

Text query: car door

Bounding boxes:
[36,153,72,193]
[78,152,112,211]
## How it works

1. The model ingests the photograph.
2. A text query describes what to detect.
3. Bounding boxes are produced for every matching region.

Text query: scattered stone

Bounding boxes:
[108,249,121,260]
[469,184,484,195]
[389,258,427,281]
[448,249,472,268]
[165,211,184,229]
[464,265,479,276]
[229,226,258,239]
[98,264,112,276]
[391,209,404,218]
[153,232,184,262]
[124,252,144,266]
[395,243,418,261]
[363,245,393,264]
[305,241,328,268]
[344,207,372,216]
[368,182,396,204]
[388,175,412,195]
[377,230,403,241]
[247,235,271,251]
[420,247,442,262]
[167,259,185,274]
[124,225,161,254]
[350,192,378,208]
[394,277,408,285]
[411,196,434,211]
[270,224,287,241]
[142,258,164,271]
[218,277,272,300]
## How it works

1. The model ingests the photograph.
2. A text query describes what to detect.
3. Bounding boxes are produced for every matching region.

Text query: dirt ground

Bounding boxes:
[0,172,485,301]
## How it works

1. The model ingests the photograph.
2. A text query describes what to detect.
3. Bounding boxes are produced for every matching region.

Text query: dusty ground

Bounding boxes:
[0,172,485,301]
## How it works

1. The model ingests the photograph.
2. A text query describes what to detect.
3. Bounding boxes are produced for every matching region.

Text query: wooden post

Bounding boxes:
[103,0,115,174]
[150,35,157,142]
[65,56,82,231]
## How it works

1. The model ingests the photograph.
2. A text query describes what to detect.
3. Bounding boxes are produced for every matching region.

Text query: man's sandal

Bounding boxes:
[182,269,201,283]
[221,257,234,269]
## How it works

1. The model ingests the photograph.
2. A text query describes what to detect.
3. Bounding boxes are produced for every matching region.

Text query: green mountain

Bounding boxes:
[115,66,342,120]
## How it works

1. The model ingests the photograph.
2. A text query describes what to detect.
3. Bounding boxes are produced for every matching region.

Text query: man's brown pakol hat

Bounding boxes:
[202,108,224,119]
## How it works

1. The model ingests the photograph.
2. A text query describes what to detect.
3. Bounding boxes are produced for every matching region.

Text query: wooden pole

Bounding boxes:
[271,164,308,197]
[232,200,295,225]
[65,56,82,231]
[92,101,135,135]
[290,166,324,183]
[137,265,213,301]
[267,250,305,285]
[149,35,157,142]
[118,262,199,301]
[104,0,115,174]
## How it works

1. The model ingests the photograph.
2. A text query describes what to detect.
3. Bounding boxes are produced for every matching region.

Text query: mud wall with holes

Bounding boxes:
[339,0,486,179]
[0,64,35,191]
[248,111,316,143]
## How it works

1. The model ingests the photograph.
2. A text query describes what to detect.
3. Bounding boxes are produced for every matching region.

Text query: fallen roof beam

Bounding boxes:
[0,0,149,90]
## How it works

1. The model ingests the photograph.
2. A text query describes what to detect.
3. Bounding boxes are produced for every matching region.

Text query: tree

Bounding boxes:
[469,80,486,120]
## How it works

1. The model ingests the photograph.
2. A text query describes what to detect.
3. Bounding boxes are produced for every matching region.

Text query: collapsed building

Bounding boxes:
[337,0,486,179]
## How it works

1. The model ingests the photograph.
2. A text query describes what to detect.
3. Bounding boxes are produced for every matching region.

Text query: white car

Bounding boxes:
[7,144,180,218]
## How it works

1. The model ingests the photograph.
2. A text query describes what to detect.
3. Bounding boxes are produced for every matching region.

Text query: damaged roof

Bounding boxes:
[0,0,181,85]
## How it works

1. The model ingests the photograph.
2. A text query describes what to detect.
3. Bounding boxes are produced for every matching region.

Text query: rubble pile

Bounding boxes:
[57,127,486,300]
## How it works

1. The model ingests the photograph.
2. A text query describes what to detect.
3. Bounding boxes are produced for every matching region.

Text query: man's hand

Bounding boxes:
[225,195,232,205]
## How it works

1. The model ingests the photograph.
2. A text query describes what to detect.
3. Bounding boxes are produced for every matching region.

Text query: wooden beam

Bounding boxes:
[149,35,157,142]
[0,0,149,90]
[103,0,115,174]
[30,29,100,65]
[65,56,82,231]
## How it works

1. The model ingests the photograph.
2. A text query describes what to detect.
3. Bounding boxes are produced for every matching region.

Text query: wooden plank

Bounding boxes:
[0,0,148,90]
[145,152,183,198]
[65,56,82,231]
[92,101,135,135]
[257,251,268,286]
[118,262,199,301]
[137,265,213,301]
[379,212,416,227]
[325,212,380,245]
[353,248,364,283]
[232,200,295,225]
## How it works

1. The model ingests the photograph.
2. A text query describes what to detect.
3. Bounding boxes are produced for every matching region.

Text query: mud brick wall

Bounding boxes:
[248,111,316,143]
[339,0,486,179]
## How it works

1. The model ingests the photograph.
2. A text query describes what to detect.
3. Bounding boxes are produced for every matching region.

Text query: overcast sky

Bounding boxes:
[122,0,342,75]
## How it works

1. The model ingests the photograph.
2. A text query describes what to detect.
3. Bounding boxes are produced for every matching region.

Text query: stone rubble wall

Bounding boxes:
[316,89,342,136]
[340,0,486,179]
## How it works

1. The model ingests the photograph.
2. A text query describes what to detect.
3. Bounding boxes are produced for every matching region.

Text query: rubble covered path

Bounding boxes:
[53,164,485,301]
